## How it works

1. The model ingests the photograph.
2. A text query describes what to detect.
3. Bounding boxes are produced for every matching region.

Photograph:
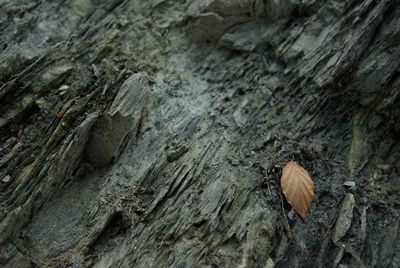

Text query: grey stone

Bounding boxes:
[220,22,281,52]
[332,194,355,243]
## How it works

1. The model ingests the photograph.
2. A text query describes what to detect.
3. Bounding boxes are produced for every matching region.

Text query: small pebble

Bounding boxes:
[343,181,356,188]
[2,175,11,183]
[288,208,296,221]
[229,158,239,166]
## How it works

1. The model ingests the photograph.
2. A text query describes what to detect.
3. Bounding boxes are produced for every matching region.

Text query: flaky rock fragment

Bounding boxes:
[332,193,355,243]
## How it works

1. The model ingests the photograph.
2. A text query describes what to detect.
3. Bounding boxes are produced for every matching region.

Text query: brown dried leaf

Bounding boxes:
[281,161,314,219]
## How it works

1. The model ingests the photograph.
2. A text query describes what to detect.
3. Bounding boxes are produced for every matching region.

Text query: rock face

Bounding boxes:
[0,0,399,267]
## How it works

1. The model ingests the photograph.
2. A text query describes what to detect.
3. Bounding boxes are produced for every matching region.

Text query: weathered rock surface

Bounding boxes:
[0,0,399,267]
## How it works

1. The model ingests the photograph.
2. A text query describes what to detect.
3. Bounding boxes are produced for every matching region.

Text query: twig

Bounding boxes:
[263,170,273,197]
[278,189,292,238]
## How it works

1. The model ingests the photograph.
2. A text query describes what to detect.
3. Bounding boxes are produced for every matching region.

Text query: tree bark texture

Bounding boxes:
[0,0,399,267]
